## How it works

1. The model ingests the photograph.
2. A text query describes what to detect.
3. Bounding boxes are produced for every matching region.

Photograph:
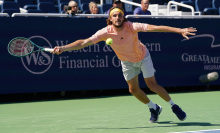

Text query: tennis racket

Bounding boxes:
[8,37,54,57]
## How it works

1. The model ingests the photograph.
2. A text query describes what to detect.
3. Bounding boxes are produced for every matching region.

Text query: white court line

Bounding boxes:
[170,129,220,133]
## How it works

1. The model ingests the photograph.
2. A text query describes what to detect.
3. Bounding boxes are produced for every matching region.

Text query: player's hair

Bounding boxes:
[106,6,128,25]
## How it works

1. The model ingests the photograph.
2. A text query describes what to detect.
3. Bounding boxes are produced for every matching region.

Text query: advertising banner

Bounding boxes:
[0,17,219,94]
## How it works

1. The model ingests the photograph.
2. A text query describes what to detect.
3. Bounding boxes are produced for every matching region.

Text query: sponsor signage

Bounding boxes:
[0,17,219,94]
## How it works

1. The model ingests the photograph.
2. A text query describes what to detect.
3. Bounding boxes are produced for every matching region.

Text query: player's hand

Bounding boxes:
[51,46,64,55]
[181,27,197,40]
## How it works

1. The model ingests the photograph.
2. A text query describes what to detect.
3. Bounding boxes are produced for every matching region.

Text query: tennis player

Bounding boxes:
[53,7,197,123]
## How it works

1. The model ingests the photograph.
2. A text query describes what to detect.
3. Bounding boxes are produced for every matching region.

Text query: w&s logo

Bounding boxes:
[21,36,54,74]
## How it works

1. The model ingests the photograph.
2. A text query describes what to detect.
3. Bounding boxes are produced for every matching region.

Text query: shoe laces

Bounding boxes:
[173,105,183,114]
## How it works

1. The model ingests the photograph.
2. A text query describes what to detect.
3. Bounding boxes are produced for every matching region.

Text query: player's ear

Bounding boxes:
[109,16,112,22]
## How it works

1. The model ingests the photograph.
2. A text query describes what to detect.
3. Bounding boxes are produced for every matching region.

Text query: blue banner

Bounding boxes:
[0,17,219,94]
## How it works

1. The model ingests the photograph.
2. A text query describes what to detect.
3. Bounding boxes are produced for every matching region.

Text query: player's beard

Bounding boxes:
[112,21,123,28]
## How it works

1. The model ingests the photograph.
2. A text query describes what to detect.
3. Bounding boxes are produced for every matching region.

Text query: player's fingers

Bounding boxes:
[57,48,63,55]
[189,28,197,32]
[186,27,196,31]
[190,29,197,32]
[183,35,189,40]
[52,47,57,53]
[56,49,61,55]
[188,33,196,35]
[189,27,196,29]
[53,47,59,55]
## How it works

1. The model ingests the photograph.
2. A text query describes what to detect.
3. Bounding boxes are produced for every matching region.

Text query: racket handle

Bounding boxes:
[44,48,54,52]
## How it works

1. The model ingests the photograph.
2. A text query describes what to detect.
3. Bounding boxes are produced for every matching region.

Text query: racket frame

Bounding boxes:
[8,37,53,57]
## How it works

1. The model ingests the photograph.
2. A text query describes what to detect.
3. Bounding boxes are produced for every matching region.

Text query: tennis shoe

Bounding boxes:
[172,104,187,121]
[149,104,162,123]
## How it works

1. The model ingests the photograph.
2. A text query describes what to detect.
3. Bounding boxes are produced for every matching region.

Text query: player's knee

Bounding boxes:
[129,86,139,94]
[149,87,157,93]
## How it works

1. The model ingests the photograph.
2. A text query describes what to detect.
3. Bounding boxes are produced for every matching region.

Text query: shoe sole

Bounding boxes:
[149,105,162,123]
[172,105,187,121]
[180,114,187,121]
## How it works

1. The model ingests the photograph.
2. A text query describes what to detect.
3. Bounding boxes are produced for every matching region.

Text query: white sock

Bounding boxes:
[146,101,157,110]
[168,99,175,107]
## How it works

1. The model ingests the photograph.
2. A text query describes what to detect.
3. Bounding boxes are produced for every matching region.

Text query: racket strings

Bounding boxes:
[9,38,34,56]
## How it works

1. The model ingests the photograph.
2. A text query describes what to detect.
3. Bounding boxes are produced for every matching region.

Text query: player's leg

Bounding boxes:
[127,75,150,104]
[144,76,187,121]
[126,75,162,123]
[144,76,171,102]
[121,60,161,123]
[141,50,186,121]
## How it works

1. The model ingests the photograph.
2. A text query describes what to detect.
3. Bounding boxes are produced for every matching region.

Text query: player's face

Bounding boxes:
[110,12,124,28]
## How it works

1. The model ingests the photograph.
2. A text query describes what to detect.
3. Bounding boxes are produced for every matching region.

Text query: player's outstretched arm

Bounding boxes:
[147,24,197,40]
[52,39,93,55]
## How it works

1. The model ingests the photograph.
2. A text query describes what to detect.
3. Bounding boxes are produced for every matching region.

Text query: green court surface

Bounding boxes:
[0,91,220,133]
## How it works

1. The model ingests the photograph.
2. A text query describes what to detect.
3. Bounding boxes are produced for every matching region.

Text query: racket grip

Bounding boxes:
[44,48,54,52]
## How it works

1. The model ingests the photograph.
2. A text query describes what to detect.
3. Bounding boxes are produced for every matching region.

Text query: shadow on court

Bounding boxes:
[77,121,220,130]
[158,121,220,127]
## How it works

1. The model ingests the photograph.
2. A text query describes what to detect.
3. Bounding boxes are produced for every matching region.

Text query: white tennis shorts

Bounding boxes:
[121,50,156,81]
